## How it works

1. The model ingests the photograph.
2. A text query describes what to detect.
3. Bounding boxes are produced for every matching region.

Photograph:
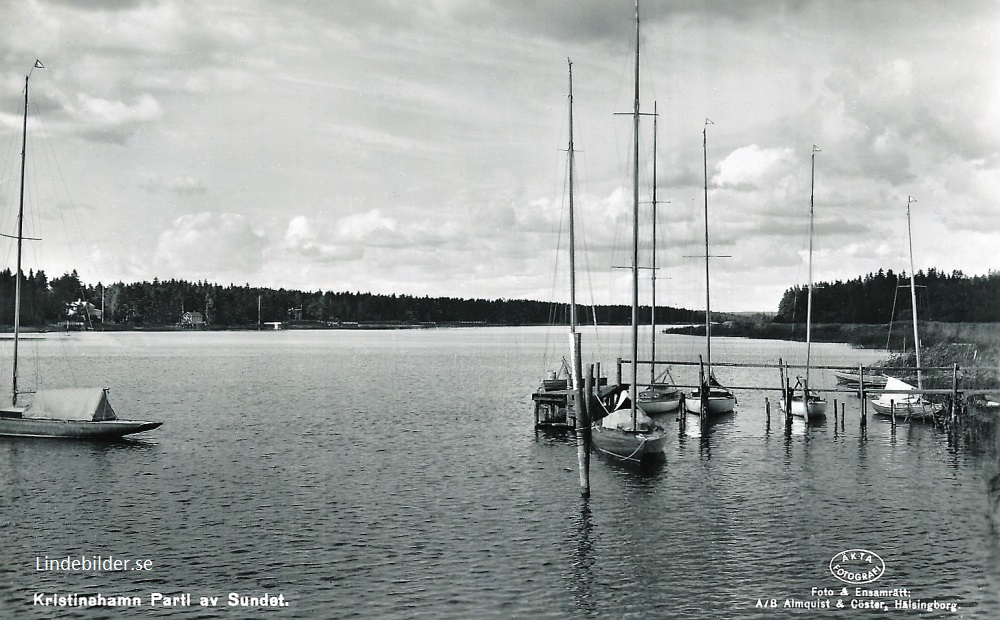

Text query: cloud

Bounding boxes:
[282,215,363,263]
[154,212,265,276]
[71,93,163,143]
[140,175,208,195]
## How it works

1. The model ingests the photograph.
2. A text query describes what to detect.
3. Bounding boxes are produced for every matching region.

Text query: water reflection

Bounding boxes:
[570,497,595,618]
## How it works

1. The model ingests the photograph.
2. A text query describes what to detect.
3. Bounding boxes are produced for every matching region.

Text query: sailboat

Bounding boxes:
[870,197,943,420]
[0,64,162,439]
[683,120,736,416]
[591,1,667,462]
[784,146,827,419]
[533,60,583,429]
[637,102,681,416]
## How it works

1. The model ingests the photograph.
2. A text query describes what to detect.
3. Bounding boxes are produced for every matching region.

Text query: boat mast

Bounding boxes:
[805,146,820,395]
[702,120,712,381]
[568,60,577,336]
[629,0,641,428]
[12,75,30,405]
[650,101,657,384]
[906,196,922,391]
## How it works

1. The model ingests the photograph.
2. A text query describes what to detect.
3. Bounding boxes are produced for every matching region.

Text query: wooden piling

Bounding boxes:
[859,364,867,430]
[951,363,959,425]
[890,399,896,430]
[571,333,589,497]
[765,397,771,431]
[579,363,593,497]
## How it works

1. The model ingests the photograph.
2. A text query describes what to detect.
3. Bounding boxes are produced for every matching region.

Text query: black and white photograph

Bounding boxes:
[1,1,998,618]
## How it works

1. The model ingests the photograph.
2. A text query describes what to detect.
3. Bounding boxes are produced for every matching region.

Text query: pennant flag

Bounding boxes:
[34,60,45,69]
[812,145,821,152]
[705,118,714,125]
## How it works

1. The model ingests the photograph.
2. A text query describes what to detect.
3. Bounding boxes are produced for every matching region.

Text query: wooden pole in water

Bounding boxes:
[859,364,867,429]
[571,333,589,496]
[765,397,771,431]
[580,363,593,496]
[699,355,708,427]
[890,399,896,430]
[951,363,959,424]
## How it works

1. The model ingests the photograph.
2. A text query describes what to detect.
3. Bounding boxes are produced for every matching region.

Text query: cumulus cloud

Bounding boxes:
[71,93,163,143]
[154,212,265,276]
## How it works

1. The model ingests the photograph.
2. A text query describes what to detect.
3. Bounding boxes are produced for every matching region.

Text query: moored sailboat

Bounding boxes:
[0,63,161,439]
[591,1,667,462]
[869,197,943,421]
[784,146,827,419]
[684,120,735,416]
[637,102,681,416]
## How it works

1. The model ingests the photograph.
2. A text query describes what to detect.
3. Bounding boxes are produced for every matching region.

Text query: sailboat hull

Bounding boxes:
[637,387,682,415]
[683,389,736,415]
[0,418,162,439]
[590,425,667,462]
[833,370,888,387]
[869,400,944,419]
[783,396,828,419]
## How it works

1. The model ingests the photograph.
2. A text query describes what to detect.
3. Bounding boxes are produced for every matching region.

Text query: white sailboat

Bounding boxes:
[637,102,681,416]
[684,120,736,416]
[0,63,161,439]
[870,197,944,420]
[785,146,827,419]
[591,0,667,462]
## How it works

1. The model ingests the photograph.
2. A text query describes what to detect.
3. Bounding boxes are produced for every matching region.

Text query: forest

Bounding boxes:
[0,267,995,329]
[775,268,999,325]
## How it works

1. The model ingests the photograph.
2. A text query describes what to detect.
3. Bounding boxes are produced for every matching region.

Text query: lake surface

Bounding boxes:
[1,327,998,619]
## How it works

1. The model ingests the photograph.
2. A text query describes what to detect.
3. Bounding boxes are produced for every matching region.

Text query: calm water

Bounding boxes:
[0,327,998,619]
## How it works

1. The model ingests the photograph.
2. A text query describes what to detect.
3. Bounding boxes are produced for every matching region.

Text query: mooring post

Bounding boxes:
[951,363,959,425]
[579,363,593,497]
[765,397,771,431]
[616,358,622,387]
[841,402,846,432]
[890,399,896,430]
[570,333,589,497]
[859,364,867,429]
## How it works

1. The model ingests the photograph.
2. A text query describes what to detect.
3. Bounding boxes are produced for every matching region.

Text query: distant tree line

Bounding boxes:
[776,268,999,324]
[0,272,707,328]
[3,267,994,329]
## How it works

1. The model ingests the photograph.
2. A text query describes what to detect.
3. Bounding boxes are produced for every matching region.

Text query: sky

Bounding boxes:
[0,0,998,313]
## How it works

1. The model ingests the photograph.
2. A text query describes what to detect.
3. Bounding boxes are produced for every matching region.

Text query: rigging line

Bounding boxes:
[33,99,101,286]
[572,129,607,358]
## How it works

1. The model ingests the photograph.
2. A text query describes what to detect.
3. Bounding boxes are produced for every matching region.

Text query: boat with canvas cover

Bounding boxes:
[0,63,161,439]
[590,0,667,462]
[0,389,161,438]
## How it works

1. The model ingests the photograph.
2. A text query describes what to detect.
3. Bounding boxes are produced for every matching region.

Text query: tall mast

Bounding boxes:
[568,59,577,335]
[906,196,922,390]
[12,75,29,405]
[702,120,712,379]
[629,0,641,427]
[650,101,658,384]
[805,146,819,392]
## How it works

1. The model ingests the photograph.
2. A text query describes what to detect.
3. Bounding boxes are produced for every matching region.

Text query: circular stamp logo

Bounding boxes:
[829,549,885,585]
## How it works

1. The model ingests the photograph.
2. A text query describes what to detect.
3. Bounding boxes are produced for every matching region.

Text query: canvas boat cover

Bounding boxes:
[601,391,656,430]
[23,388,118,421]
